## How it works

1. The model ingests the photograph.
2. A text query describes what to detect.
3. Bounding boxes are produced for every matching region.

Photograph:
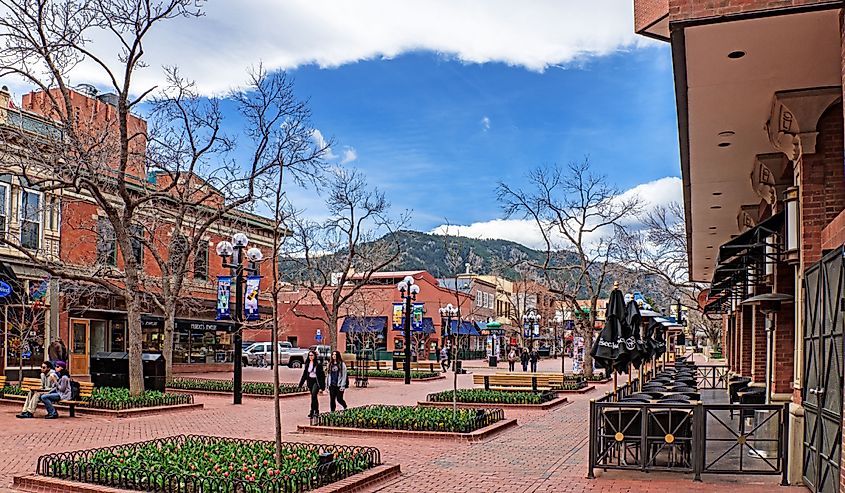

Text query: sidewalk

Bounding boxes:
[0,358,803,493]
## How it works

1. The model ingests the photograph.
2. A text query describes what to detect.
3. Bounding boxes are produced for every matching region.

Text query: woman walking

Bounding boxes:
[327,351,348,412]
[298,350,325,418]
[520,348,529,372]
[507,347,517,372]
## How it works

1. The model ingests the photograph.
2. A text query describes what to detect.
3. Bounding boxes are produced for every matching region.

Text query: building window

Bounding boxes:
[0,182,7,237]
[475,290,482,307]
[130,224,144,266]
[97,217,117,266]
[194,240,208,280]
[20,190,41,249]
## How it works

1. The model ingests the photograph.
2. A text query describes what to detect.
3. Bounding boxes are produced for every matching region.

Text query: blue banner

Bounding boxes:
[216,276,231,320]
[244,275,260,321]
[411,303,424,330]
[392,303,403,331]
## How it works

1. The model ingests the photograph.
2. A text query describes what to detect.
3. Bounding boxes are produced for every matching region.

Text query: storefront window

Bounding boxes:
[142,325,163,352]
[4,305,46,369]
[110,321,126,351]
[174,320,233,364]
[172,330,189,364]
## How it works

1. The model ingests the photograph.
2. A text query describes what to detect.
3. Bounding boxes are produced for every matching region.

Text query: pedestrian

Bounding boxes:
[327,351,348,412]
[507,347,517,372]
[298,350,325,418]
[530,347,539,372]
[17,361,57,419]
[439,345,450,373]
[520,348,529,372]
[47,338,67,366]
[39,360,71,419]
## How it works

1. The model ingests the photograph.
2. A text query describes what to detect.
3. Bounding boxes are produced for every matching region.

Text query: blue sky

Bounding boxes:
[280,45,680,234]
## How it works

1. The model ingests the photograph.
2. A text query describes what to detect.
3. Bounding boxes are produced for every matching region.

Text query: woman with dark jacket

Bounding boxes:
[520,348,529,372]
[327,351,348,412]
[299,350,325,418]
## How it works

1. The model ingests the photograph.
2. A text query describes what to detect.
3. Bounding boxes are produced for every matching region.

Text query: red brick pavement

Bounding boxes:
[0,359,807,493]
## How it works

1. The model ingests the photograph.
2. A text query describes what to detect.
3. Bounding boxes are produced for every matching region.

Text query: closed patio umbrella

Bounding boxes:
[625,300,646,368]
[590,288,628,374]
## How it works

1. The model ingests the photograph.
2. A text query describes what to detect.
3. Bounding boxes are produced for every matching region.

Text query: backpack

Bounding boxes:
[69,380,81,401]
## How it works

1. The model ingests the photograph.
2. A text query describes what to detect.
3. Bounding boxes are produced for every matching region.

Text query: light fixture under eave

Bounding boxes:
[728,50,746,59]
[784,186,799,264]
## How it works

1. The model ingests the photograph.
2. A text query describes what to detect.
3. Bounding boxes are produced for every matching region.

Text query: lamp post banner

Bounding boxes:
[392,303,404,330]
[244,275,260,321]
[216,276,231,320]
[412,303,424,330]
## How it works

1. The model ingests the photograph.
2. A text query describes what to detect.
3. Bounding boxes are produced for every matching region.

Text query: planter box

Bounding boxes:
[418,395,568,410]
[0,398,203,418]
[166,387,309,399]
[554,385,596,394]
[298,417,517,442]
[360,375,446,382]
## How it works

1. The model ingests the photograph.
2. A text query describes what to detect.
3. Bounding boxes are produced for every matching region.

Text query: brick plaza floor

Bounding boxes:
[0,358,807,492]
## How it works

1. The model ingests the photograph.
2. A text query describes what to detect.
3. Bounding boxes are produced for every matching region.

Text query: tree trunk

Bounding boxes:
[327,314,337,352]
[272,297,282,469]
[162,301,176,384]
[126,291,144,396]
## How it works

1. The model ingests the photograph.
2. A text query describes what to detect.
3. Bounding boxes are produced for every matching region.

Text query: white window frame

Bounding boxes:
[0,182,9,238]
[475,290,482,307]
[19,188,42,250]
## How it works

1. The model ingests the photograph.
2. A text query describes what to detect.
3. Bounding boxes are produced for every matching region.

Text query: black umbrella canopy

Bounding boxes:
[624,300,647,368]
[648,320,666,359]
[590,288,628,374]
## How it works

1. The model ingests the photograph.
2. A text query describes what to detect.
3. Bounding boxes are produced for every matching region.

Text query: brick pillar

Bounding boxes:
[799,103,845,267]
[740,306,753,376]
[773,263,796,395]
[732,311,740,372]
[751,308,767,383]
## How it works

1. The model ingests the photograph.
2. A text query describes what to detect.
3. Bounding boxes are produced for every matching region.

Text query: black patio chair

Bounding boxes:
[647,408,694,468]
[601,407,644,465]
[737,387,766,419]
[728,378,751,418]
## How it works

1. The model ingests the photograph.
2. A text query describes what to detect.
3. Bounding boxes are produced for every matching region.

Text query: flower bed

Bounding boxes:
[169,378,304,396]
[426,389,555,405]
[312,405,503,433]
[362,370,439,379]
[553,381,588,391]
[1,385,25,396]
[84,387,193,410]
[37,435,381,493]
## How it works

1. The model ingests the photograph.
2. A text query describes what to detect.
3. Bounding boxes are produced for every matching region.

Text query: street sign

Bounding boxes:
[316,329,322,342]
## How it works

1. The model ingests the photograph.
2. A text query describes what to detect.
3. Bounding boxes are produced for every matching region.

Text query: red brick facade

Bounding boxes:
[668,0,837,23]
[634,0,668,32]
[773,263,796,394]
[740,307,753,375]
[751,309,767,383]
[799,103,845,267]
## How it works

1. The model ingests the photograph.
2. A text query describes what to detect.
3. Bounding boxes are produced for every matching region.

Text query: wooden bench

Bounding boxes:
[0,376,6,394]
[9,377,95,417]
[394,360,440,372]
[472,374,552,392]
[346,360,392,371]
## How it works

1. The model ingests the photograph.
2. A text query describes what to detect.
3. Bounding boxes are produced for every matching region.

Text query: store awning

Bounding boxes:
[450,320,481,336]
[717,211,783,265]
[341,316,387,333]
[391,317,435,334]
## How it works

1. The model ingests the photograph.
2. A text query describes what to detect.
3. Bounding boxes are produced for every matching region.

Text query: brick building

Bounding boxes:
[633,1,844,490]
[277,271,474,361]
[0,85,277,377]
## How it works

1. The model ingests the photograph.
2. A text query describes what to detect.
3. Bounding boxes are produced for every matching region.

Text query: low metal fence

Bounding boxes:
[693,365,729,390]
[588,400,789,483]
[310,405,505,433]
[37,434,381,493]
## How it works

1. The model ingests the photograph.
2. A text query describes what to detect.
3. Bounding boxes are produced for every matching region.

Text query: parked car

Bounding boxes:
[242,342,310,368]
[310,345,332,360]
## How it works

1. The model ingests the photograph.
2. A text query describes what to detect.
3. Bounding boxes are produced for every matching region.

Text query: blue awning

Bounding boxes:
[450,320,481,336]
[391,317,435,334]
[341,316,387,333]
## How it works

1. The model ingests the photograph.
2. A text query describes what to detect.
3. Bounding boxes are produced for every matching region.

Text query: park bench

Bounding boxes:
[6,377,95,417]
[472,374,553,392]
[346,359,392,371]
[0,376,6,395]
[393,360,440,372]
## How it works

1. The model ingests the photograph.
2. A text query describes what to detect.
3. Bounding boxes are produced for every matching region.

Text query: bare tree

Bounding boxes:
[497,159,641,377]
[0,0,210,394]
[616,202,721,350]
[281,168,406,352]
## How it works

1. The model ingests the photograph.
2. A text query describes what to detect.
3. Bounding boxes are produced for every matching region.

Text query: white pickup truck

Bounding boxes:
[243,342,310,368]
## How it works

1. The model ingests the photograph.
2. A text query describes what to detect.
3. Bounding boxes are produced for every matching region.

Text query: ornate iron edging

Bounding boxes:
[36,434,381,493]
[310,405,505,433]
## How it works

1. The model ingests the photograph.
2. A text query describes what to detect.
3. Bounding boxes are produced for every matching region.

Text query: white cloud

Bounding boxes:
[341,147,358,164]
[429,176,683,250]
[311,129,338,160]
[37,1,647,96]
[481,116,491,131]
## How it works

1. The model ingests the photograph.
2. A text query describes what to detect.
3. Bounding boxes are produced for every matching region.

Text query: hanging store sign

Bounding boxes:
[216,276,231,320]
[0,280,12,298]
[244,275,260,321]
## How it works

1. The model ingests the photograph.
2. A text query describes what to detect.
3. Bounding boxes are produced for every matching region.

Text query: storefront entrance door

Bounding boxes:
[70,319,90,375]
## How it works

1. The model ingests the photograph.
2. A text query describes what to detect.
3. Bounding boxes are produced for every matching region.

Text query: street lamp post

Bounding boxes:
[439,303,459,366]
[397,275,420,385]
[216,233,264,405]
[523,309,540,351]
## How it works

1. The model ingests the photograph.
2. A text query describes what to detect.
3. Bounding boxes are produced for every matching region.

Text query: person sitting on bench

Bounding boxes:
[16,361,58,419]
[39,360,71,419]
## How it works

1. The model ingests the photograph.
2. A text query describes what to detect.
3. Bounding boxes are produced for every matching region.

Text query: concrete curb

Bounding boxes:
[298,417,518,442]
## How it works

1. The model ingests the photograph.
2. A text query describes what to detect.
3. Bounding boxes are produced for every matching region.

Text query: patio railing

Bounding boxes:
[588,399,789,483]
[693,365,729,390]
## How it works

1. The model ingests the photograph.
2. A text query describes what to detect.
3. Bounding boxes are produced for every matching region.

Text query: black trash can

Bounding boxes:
[488,355,498,367]
[90,352,166,392]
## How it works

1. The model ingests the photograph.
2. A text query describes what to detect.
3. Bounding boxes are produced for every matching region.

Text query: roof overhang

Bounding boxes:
[671,7,842,282]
